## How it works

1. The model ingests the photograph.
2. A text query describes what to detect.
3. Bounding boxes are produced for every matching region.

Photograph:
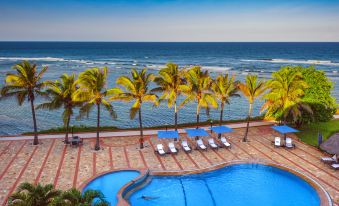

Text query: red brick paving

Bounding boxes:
[0,126,338,205]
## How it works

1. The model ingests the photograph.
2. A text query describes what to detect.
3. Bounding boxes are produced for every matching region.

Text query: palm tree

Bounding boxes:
[238,75,266,142]
[180,66,218,128]
[261,68,312,126]
[0,61,48,145]
[37,73,82,144]
[73,67,116,151]
[152,63,186,130]
[52,188,108,206]
[8,182,61,206]
[212,73,240,136]
[110,68,157,149]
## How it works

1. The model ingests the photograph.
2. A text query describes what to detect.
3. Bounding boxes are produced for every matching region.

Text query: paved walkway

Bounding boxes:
[0,120,274,141]
[0,125,338,206]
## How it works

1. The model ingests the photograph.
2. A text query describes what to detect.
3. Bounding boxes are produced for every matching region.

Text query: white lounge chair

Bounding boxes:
[181,140,191,153]
[156,144,166,155]
[285,137,295,148]
[208,138,218,149]
[197,139,207,150]
[220,137,231,148]
[274,137,281,147]
[331,164,339,170]
[321,155,337,163]
[168,142,178,154]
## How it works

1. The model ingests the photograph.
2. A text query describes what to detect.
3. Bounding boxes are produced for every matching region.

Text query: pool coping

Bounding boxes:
[117,160,333,206]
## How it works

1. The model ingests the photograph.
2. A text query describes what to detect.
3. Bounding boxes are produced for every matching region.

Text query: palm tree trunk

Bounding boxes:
[218,102,224,138]
[196,105,200,129]
[95,104,100,151]
[243,103,253,142]
[30,97,39,145]
[65,115,71,144]
[174,100,178,131]
[139,107,144,149]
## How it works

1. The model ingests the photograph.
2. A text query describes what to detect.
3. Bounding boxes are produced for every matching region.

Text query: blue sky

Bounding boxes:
[0,0,339,41]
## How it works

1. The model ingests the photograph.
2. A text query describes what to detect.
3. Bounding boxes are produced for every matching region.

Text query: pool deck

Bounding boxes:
[0,124,338,205]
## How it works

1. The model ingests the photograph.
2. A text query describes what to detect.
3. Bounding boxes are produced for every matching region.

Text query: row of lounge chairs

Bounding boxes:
[155,137,231,155]
[273,137,295,148]
[321,154,339,170]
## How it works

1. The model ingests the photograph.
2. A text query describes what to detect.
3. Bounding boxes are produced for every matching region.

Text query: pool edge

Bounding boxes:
[122,160,332,206]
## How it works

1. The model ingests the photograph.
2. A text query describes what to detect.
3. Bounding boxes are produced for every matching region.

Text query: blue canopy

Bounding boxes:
[157,130,179,139]
[211,126,233,134]
[185,128,209,137]
[271,125,299,134]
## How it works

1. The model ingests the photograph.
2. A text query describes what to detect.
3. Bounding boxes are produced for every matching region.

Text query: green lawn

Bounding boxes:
[297,119,339,146]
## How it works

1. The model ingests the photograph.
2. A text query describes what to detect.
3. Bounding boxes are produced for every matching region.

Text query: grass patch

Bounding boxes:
[297,119,339,146]
[23,116,264,135]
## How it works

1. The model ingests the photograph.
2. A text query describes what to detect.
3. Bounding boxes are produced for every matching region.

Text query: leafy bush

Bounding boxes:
[296,66,337,122]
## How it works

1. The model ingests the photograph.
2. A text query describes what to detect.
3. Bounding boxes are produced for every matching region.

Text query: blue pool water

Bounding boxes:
[129,164,320,206]
[83,170,140,205]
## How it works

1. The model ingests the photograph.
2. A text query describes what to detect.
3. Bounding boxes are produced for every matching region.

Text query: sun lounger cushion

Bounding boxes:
[208,139,218,148]
[168,142,178,153]
[321,155,337,163]
[285,137,294,148]
[221,137,231,147]
[274,137,281,147]
[331,164,339,170]
[157,144,166,155]
[181,141,191,152]
[197,139,207,150]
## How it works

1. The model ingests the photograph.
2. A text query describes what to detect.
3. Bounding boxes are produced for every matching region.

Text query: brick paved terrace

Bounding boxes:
[0,126,338,205]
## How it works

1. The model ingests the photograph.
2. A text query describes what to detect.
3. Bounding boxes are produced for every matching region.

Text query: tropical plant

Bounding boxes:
[152,63,186,130]
[180,66,218,128]
[73,67,116,151]
[212,73,240,127]
[296,66,336,123]
[238,75,266,142]
[0,61,48,145]
[110,68,157,149]
[7,182,61,206]
[262,67,312,127]
[37,73,82,144]
[52,188,108,206]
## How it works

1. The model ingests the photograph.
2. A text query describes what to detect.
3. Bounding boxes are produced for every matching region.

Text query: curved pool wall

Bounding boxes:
[127,163,328,206]
[82,170,140,205]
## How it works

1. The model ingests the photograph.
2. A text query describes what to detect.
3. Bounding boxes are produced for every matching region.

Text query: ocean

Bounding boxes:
[0,42,338,135]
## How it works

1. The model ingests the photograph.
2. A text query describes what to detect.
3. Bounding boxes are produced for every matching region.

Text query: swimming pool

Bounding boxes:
[128,164,321,206]
[83,170,140,205]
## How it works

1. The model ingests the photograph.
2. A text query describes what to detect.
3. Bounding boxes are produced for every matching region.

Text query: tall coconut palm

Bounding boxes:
[0,61,48,145]
[152,63,186,130]
[37,73,82,144]
[238,75,266,142]
[7,182,61,206]
[212,73,240,135]
[52,188,108,206]
[73,67,116,151]
[180,66,218,128]
[110,68,157,149]
[261,68,312,126]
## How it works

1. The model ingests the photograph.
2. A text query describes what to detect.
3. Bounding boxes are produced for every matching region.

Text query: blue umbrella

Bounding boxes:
[271,125,299,140]
[211,126,233,134]
[185,128,209,139]
[157,130,179,139]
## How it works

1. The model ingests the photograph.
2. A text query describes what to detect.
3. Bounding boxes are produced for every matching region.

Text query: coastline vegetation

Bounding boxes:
[1,61,337,148]
[8,182,108,206]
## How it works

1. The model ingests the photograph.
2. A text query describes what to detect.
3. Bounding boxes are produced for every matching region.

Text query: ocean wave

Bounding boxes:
[201,66,232,72]
[0,57,116,65]
[241,59,339,66]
